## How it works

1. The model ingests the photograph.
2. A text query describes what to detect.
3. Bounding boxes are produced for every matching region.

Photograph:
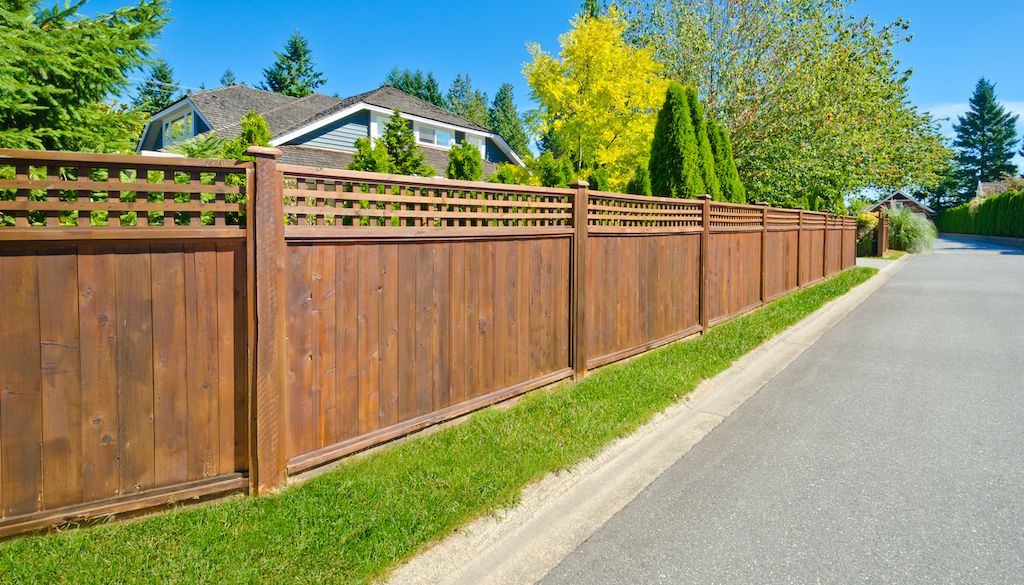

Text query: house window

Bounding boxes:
[416,123,453,148]
[371,113,391,139]
[465,134,485,156]
[162,111,194,147]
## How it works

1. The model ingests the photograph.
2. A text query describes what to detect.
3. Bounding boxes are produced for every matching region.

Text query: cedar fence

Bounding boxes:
[0,147,857,536]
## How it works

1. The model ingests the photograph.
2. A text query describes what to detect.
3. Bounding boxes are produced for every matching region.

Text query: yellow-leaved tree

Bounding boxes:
[524,7,667,192]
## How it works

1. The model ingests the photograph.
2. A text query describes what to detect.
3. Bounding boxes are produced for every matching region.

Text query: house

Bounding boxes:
[977,179,1024,199]
[869,190,935,218]
[136,84,524,177]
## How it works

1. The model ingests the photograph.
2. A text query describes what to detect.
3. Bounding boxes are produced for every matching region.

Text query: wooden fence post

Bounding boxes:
[758,202,769,304]
[796,206,804,288]
[570,180,589,380]
[247,146,287,494]
[699,194,711,334]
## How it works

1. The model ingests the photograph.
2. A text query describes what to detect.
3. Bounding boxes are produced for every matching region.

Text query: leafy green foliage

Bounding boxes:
[167,132,226,158]
[708,120,746,203]
[587,167,610,191]
[533,152,575,187]
[260,30,326,97]
[488,162,533,185]
[348,112,434,177]
[952,78,1020,191]
[0,267,875,584]
[349,137,391,173]
[446,74,489,127]
[624,0,949,209]
[685,86,720,199]
[649,82,701,197]
[886,206,936,252]
[937,189,1024,238]
[0,0,168,152]
[626,165,652,195]
[221,111,272,160]
[446,142,484,181]
[132,59,179,114]
[383,67,446,108]
[487,83,530,158]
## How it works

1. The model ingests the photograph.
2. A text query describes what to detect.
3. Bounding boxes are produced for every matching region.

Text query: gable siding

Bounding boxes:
[485,139,511,165]
[291,111,369,152]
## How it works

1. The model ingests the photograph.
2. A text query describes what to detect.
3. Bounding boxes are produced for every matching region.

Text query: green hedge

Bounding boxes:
[937,189,1024,237]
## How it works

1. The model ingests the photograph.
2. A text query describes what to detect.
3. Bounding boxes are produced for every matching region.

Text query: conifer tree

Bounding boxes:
[383,68,446,108]
[133,59,179,113]
[222,111,271,160]
[219,67,237,86]
[626,165,652,196]
[649,82,701,197]
[953,78,1020,189]
[446,74,488,127]
[587,167,610,191]
[380,111,434,176]
[684,86,720,199]
[349,137,391,173]
[708,120,746,203]
[261,31,326,97]
[488,83,530,157]
[422,72,445,108]
[446,141,483,181]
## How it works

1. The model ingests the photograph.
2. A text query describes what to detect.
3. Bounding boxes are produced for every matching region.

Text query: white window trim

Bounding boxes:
[161,107,195,148]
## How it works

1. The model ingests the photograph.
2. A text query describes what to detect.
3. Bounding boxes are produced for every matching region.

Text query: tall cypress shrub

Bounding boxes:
[649,82,701,197]
[626,165,652,196]
[685,86,720,199]
[708,120,747,203]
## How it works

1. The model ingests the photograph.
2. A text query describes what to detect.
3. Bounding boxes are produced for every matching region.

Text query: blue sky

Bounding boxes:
[92,0,1024,161]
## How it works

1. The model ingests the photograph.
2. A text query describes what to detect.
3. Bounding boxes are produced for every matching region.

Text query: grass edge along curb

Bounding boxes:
[0,267,878,584]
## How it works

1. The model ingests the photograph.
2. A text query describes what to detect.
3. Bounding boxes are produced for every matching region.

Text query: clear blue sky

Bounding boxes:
[90,0,1024,157]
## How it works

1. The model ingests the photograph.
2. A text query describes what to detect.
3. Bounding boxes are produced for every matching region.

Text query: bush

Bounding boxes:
[446,141,483,181]
[887,206,936,252]
[649,82,701,197]
[587,167,610,191]
[856,211,878,255]
[626,165,652,196]
[937,189,1024,237]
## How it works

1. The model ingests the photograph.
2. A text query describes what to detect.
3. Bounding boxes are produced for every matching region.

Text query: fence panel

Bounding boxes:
[765,208,800,301]
[0,148,251,536]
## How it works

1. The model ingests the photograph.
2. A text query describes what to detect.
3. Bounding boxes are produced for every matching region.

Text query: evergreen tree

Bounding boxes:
[684,86,720,199]
[953,78,1020,189]
[260,31,326,97]
[446,141,484,181]
[626,165,652,196]
[533,151,575,187]
[422,72,445,108]
[488,83,530,157]
[648,83,701,197]
[708,120,746,203]
[380,111,434,176]
[446,74,489,127]
[587,167,610,191]
[383,68,446,108]
[349,137,391,173]
[222,111,271,160]
[0,0,166,152]
[220,67,237,86]
[581,0,603,18]
[133,59,178,113]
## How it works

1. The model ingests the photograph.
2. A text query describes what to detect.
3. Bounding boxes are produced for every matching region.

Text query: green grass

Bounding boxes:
[0,267,877,584]
[862,249,907,260]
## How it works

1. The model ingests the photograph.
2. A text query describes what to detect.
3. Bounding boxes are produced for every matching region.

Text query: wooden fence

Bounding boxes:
[0,147,857,536]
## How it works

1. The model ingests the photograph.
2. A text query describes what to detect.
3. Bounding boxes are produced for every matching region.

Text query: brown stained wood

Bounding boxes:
[478,242,496,396]
[504,243,520,385]
[493,243,510,391]
[553,238,570,371]
[357,244,382,434]
[335,246,360,441]
[414,244,435,413]
[115,248,155,494]
[516,240,531,385]
[232,243,249,473]
[527,240,544,380]
[432,245,451,410]
[185,244,220,481]
[285,245,313,459]
[464,242,481,404]
[0,252,42,517]
[379,245,400,427]
[215,244,238,474]
[397,245,419,423]
[448,243,467,407]
[37,249,84,510]
[77,248,119,503]
[312,245,338,449]
[150,244,188,487]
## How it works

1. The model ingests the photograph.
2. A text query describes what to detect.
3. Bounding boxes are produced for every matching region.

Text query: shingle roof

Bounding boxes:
[869,190,934,214]
[188,85,296,131]
[279,85,492,139]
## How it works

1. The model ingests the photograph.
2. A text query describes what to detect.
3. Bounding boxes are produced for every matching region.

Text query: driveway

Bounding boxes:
[541,236,1024,584]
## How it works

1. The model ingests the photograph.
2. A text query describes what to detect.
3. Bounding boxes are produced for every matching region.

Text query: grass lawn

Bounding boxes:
[862,249,908,260]
[0,267,877,584]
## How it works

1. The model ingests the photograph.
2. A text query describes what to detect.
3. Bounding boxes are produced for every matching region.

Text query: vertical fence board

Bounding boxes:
[151,244,188,486]
[336,246,359,442]
[379,246,400,429]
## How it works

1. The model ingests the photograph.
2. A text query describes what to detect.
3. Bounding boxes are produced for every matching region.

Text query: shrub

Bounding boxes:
[856,211,878,255]
[533,151,575,188]
[349,137,391,173]
[446,141,483,181]
[684,86,720,199]
[649,82,701,197]
[887,206,936,252]
[489,162,532,185]
[936,189,1024,237]
[587,167,610,191]
[708,120,746,203]
[626,165,652,196]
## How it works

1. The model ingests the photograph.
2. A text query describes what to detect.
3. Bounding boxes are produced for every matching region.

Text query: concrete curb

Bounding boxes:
[385,258,909,585]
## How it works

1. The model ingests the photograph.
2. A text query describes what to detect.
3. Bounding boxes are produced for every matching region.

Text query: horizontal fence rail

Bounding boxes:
[0,147,858,537]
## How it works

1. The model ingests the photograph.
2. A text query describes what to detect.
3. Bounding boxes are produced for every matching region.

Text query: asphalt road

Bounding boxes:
[542,236,1024,584]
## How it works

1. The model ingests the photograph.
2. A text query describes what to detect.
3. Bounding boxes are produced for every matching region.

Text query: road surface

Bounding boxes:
[542,236,1024,584]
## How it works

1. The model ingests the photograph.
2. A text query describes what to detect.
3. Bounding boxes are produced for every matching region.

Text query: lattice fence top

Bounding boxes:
[588,191,702,228]
[280,166,573,229]
[709,202,765,230]
[0,150,249,232]
[766,207,800,228]
[802,212,827,228]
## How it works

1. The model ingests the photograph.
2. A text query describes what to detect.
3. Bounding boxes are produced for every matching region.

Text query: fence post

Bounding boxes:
[758,202,769,304]
[699,194,712,334]
[247,146,287,494]
[570,180,589,380]
[796,206,804,288]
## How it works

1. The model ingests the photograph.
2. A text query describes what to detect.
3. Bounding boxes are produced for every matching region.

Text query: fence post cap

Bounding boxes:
[569,180,590,189]
[756,201,770,206]
[697,194,712,200]
[246,146,283,158]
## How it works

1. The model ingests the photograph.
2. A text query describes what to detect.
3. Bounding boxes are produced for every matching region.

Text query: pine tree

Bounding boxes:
[708,120,746,203]
[446,74,489,127]
[381,111,434,176]
[446,141,484,181]
[587,167,610,191]
[648,83,701,197]
[349,137,391,173]
[220,67,237,86]
[260,31,326,97]
[684,86,720,199]
[383,68,446,108]
[953,78,1020,189]
[222,111,271,160]
[626,165,652,196]
[581,0,603,18]
[488,83,530,157]
[422,72,445,108]
[133,60,179,114]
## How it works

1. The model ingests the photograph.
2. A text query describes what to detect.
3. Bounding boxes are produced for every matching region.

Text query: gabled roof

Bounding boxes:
[187,85,296,130]
[869,190,934,214]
